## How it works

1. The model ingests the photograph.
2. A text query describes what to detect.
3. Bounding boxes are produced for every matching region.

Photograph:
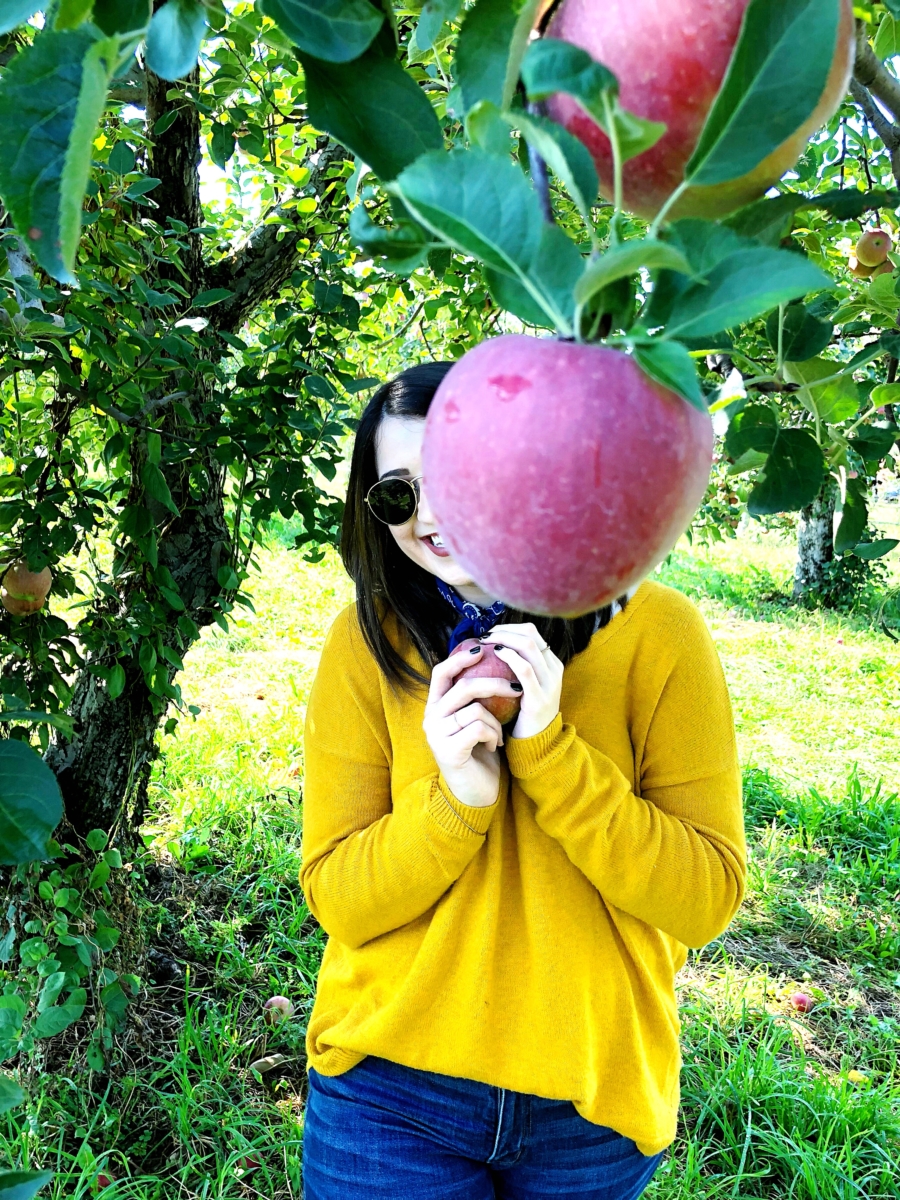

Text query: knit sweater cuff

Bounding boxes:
[429,775,498,838]
[506,713,566,779]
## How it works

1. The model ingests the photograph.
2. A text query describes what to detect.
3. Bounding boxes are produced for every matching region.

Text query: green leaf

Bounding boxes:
[727,447,771,476]
[144,0,207,82]
[854,538,899,559]
[484,223,583,328]
[100,980,128,1028]
[103,847,123,868]
[724,192,803,245]
[107,663,125,700]
[0,741,62,867]
[89,861,110,889]
[765,303,833,362]
[0,0,42,35]
[304,374,336,399]
[574,240,692,308]
[874,13,900,59]
[191,287,233,308]
[92,0,151,34]
[747,428,824,515]
[662,247,829,340]
[141,462,179,514]
[0,1170,55,1200]
[86,828,108,851]
[521,38,665,163]
[348,206,431,273]
[455,0,540,114]
[633,341,706,412]
[725,403,778,458]
[0,1076,24,1114]
[868,271,900,315]
[834,475,867,554]
[32,987,85,1038]
[209,122,236,169]
[0,711,74,737]
[55,0,95,31]
[107,140,136,175]
[303,41,442,182]
[513,111,598,227]
[850,422,898,459]
[37,972,66,1013]
[260,0,383,63]
[465,99,511,155]
[686,0,843,186]
[0,28,118,283]
[391,148,577,332]
[413,0,458,51]
[783,358,859,424]
[123,175,161,199]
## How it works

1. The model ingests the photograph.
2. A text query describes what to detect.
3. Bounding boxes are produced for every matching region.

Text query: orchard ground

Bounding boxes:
[4,515,900,1198]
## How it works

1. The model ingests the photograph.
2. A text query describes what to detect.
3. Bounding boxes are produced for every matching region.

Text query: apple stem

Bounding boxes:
[527,102,554,225]
[602,94,624,244]
[648,181,689,239]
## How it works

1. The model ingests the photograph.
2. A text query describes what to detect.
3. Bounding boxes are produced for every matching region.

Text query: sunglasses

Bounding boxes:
[366,475,423,526]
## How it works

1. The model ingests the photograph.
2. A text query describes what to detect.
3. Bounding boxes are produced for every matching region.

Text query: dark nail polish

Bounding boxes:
[493,644,506,652]
[510,682,523,692]
[469,646,481,654]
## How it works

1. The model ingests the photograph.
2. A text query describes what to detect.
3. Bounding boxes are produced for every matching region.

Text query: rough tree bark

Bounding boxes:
[46,65,347,839]
[792,477,837,601]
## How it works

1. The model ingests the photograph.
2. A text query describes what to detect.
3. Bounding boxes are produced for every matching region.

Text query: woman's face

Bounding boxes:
[374,415,495,605]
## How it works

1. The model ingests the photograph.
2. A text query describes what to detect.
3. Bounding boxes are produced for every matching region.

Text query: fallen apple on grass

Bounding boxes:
[544,0,854,219]
[449,639,520,726]
[422,336,713,617]
[263,995,294,1025]
[789,991,814,1014]
[1,558,52,616]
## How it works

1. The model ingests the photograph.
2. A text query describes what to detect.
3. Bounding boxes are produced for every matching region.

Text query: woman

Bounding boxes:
[300,360,746,1199]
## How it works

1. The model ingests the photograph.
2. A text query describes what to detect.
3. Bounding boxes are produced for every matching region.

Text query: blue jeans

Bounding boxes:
[303,1055,663,1199]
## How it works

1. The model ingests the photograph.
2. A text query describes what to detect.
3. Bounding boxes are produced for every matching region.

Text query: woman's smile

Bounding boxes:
[421,532,451,558]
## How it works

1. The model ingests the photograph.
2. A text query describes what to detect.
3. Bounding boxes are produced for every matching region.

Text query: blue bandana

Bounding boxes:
[436,579,506,652]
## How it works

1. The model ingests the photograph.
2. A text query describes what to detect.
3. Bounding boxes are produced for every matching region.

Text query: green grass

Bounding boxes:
[3,523,899,1197]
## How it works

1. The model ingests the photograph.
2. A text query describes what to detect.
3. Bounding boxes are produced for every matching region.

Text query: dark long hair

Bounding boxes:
[340,361,625,688]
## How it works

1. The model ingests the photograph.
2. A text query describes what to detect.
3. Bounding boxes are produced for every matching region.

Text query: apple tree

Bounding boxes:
[0,0,898,841]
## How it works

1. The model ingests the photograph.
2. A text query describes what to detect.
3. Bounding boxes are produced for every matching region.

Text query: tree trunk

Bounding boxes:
[45,80,347,838]
[46,70,233,839]
[792,478,837,600]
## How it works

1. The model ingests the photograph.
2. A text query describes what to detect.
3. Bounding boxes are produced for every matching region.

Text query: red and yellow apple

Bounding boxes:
[449,638,520,725]
[263,995,294,1025]
[544,0,855,219]
[422,336,714,617]
[1,558,52,616]
[848,255,875,279]
[856,229,892,267]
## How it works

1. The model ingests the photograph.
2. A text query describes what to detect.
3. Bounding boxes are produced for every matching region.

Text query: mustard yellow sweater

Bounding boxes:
[300,580,745,1156]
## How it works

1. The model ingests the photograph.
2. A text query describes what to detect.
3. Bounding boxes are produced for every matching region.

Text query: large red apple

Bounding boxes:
[421,336,713,617]
[449,638,520,725]
[545,0,855,220]
[1,558,52,616]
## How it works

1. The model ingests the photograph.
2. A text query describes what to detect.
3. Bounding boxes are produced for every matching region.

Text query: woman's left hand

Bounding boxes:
[481,623,564,741]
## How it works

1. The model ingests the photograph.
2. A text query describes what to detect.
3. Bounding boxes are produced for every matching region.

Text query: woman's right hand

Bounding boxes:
[423,648,515,808]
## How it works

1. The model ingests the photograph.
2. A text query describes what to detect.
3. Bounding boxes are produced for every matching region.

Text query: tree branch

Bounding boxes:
[854,19,900,125]
[205,140,349,334]
[849,78,900,186]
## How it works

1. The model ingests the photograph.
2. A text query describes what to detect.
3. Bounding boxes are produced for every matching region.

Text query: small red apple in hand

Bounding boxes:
[263,996,294,1025]
[449,638,521,725]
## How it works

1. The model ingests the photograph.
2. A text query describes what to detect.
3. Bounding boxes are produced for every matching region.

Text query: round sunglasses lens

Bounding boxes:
[368,478,417,524]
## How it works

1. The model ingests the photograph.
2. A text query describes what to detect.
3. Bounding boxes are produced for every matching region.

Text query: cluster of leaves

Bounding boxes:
[277,0,900,561]
[0,737,64,1200]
